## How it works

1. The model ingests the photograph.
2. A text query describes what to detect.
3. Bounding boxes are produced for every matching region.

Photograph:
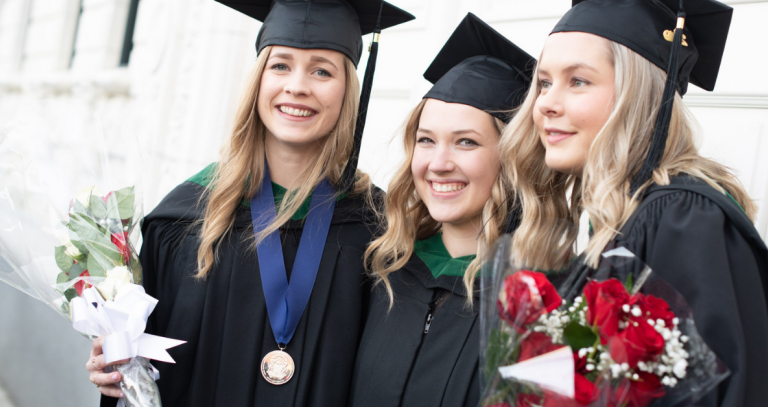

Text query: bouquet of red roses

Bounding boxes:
[479,237,730,407]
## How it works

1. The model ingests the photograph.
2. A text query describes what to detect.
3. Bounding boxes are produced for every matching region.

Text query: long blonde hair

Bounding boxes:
[196,45,369,278]
[502,38,756,269]
[365,99,510,306]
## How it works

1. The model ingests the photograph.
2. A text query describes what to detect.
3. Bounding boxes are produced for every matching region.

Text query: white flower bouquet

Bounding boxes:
[0,119,183,407]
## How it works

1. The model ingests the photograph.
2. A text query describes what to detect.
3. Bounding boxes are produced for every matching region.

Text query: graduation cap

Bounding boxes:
[551,0,733,194]
[423,13,537,122]
[214,1,414,193]
[215,0,413,66]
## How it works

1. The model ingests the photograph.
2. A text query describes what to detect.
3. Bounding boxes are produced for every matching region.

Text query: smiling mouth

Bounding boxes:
[429,181,467,193]
[546,130,576,137]
[277,105,317,117]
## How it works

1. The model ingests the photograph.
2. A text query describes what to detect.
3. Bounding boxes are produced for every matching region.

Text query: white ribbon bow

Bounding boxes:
[71,284,186,364]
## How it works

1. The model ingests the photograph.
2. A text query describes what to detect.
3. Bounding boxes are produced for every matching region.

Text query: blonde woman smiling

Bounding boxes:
[85,1,413,406]
[349,14,535,407]
[502,1,768,406]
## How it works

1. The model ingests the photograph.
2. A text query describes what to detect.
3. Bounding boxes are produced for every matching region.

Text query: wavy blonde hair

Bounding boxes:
[195,46,370,278]
[501,38,756,269]
[365,99,511,306]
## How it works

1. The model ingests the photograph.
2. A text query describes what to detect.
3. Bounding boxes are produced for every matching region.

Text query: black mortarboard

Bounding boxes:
[215,0,413,67]
[552,0,733,194]
[423,13,536,122]
[553,0,732,95]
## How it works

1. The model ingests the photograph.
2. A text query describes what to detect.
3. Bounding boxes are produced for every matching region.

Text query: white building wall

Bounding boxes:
[0,0,766,404]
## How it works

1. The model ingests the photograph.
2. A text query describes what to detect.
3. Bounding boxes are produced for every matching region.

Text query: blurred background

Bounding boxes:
[0,0,766,405]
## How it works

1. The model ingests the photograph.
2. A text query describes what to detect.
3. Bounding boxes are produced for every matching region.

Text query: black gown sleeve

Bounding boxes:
[618,191,768,407]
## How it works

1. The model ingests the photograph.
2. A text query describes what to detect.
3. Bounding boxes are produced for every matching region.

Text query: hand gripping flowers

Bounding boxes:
[480,237,730,407]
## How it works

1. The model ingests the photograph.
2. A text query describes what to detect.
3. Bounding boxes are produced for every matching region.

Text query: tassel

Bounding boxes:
[629,0,686,195]
[503,198,522,234]
[340,1,384,194]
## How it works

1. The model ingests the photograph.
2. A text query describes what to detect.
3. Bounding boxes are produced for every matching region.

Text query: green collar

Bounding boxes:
[186,162,343,221]
[414,233,476,279]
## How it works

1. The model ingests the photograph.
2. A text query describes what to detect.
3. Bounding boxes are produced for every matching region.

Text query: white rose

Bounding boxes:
[96,266,132,301]
[61,236,82,257]
[65,242,81,258]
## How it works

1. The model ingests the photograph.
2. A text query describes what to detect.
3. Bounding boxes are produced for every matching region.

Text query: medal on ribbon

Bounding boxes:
[250,165,336,385]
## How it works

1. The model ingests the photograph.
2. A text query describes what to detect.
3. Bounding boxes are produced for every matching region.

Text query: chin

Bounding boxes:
[271,128,328,146]
[545,155,576,175]
[425,209,466,226]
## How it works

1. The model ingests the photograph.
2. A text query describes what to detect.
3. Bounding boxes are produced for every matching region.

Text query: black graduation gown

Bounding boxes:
[348,254,481,407]
[101,180,381,407]
[567,176,768,407]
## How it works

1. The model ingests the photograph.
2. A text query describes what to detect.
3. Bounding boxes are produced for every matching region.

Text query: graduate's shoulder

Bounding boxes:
[623,175,766,254]
[332,183,384,228]
[145,163,217,225]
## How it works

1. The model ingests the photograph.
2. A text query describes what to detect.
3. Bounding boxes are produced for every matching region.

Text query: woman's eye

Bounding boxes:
[572,78,589,87]
[416,136,434,144]
[271,63,289,71]
[458,138,479,147]
[316,69,332,78]
[538,80,552,90]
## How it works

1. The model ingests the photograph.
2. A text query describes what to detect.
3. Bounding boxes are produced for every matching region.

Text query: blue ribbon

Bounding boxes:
[250,166,336,347]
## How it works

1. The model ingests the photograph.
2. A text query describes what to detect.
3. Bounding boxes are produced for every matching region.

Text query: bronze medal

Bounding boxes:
[261,349,295,385]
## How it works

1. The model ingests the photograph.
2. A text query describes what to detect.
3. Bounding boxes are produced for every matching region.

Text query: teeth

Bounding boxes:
[431,182,466,193]
[279,106,315,117]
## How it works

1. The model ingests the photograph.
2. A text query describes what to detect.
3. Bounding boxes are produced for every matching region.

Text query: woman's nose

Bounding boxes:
[537,85,564,117]
[284,72,310,97]
[427,146,455,173]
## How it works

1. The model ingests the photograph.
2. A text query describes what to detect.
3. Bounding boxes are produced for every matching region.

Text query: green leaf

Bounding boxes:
[56,271,70,284]
[86,253,107,278]
[484,329,511,381]
[129,256,142,285]
[563,321,598,350]
[68,213,123,272]
[54,245,74,273]
[64,288,79,302]
[113,187,135,220]
[625,274,634,293]
[68,262,86,280]
[89,195,108,219]
[68,235,90,256]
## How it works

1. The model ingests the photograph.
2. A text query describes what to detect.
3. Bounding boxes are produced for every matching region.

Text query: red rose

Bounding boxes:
[516,393,540,407]
[73,270,92,296]
[613,373,665,407]
[574,373,599,405]
[583,279,630,344]
[573,351,587,373]
[539,374,599,407]
[497,271,561,331]
[111,231,130,265]
[102,191,114,204]
[608,317,664,368]
[629,293,675,328]
[542,391,578,407]
[519,332,564,362]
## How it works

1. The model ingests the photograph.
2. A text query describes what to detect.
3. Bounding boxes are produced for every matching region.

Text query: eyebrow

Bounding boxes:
[310,55,338,70]
[538,62,600,76]
[269,53,338,70]
[417,128,483,136]
[271,53,293,60]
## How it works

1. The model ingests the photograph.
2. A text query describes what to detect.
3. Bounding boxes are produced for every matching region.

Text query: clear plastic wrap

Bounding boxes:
[479,235,730,407]
[0,115,175,407]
